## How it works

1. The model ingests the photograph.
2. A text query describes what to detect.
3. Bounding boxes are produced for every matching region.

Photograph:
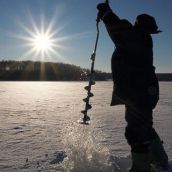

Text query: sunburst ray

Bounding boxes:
[11,10,91,63]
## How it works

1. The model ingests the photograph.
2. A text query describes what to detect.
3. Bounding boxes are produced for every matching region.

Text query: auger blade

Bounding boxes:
[81,110,87,115]
[86,104,92,110]
[78,117,90,125]
[83,115,90,121]
[84,85,90,91]
[78,18,100,125]
[83,97,89,103]
[88,92,94,97]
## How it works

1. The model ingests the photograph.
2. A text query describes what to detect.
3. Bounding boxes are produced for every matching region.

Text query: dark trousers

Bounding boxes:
[125,105,159,153]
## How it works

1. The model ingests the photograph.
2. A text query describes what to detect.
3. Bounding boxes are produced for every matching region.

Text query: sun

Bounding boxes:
[33,33,52,52]
[13,11,89,62]
[13,12,67,61]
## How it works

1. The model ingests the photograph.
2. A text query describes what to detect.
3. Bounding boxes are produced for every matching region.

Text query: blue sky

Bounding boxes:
[0,0,171,73]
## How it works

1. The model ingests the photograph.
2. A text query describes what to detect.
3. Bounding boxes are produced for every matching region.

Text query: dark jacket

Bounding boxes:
[102,12,159,109]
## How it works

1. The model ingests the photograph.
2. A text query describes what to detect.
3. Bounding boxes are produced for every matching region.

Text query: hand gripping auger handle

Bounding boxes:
[96,0,109,22]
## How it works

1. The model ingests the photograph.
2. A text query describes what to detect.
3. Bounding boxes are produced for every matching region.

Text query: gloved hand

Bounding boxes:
[97,2,112,21]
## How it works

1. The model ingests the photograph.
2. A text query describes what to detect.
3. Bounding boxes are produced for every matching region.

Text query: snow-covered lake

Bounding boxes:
[0,82,172,172]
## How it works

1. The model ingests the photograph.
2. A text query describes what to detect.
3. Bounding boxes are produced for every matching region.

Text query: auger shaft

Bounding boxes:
[80,0,109,124]
[81,21,100,123]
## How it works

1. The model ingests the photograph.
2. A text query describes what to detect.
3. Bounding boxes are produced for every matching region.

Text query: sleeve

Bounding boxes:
[102,11,133,45]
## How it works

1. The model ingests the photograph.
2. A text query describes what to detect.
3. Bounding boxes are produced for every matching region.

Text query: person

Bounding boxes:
[96,2,169,172]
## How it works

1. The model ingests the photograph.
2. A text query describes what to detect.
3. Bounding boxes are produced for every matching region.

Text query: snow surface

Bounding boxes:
[0,81,172,172]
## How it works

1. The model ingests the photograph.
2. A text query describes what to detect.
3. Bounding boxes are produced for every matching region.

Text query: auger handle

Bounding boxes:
[96,0,109,22]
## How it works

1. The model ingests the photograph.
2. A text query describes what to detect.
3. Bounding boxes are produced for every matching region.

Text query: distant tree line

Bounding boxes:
[0,60,171,81]
[0,60,112,81]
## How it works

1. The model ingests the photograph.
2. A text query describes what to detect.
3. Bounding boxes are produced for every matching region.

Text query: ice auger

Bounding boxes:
[79,0,109,124]
[80,18,100,124]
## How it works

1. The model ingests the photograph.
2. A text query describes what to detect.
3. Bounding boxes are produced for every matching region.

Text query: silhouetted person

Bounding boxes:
[97,2,168,171]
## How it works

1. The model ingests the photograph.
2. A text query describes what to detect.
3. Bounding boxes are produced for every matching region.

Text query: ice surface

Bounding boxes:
[0,81,171,172]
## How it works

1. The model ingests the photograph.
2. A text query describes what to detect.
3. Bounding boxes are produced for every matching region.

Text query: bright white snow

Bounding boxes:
[0,81,171,172]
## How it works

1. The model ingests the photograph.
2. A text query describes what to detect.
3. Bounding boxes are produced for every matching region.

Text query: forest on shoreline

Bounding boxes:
[0,60,171,81]
[0,60,111,81]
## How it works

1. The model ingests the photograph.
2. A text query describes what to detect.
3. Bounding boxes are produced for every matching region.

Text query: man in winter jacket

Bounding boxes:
[97,2,169,171]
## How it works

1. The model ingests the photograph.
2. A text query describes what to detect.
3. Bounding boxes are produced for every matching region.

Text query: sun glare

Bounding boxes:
[12,12,68,61]
[13,10,89,62]
[33,34,51,51]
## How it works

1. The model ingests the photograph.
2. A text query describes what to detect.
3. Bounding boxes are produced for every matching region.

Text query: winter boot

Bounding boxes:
[129,152,151,172]
[149,137,169,171]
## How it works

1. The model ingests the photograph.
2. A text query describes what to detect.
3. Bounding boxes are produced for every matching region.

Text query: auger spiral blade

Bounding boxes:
[78,116,90,125]
[81,110,87,115]
[84,85,90,91]
[83,97,89,103]
[78,110,90,125]
[88,92,94,98]
[86,104,92,110]
[83,115,90,121]
[79,14,100,125]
